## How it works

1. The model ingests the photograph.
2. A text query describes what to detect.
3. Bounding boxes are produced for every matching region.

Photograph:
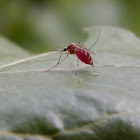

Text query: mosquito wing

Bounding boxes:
[76,45,96,55]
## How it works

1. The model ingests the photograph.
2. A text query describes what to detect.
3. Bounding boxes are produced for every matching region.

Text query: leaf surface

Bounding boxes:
[0,26,140,140]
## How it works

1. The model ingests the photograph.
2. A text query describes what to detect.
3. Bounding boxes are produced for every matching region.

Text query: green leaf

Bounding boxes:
[0,26,140,140]
[0,36,30,67]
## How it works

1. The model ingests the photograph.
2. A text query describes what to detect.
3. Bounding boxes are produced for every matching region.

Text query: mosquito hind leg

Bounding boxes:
[92,58,113,67]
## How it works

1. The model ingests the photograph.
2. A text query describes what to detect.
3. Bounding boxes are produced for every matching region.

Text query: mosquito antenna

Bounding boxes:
[88,28,100,50]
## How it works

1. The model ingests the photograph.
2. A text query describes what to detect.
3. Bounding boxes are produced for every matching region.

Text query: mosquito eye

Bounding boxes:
[63,47,67,51]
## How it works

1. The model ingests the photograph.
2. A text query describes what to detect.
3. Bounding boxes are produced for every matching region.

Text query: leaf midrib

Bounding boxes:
[0,52,53,70]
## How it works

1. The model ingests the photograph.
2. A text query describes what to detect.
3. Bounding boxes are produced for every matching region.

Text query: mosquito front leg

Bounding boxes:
[44,52,68,72]
[59,54,69,63]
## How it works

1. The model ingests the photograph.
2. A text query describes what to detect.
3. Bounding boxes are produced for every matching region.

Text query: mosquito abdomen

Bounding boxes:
[76,49,93,65]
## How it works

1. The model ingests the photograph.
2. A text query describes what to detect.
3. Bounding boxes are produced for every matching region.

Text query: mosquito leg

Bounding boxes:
[44,52,62,72]
[44,52,68,72]
[81,44,85,48]
[59,54,69,63]
[92,58,113,67]
[77,57,80,82]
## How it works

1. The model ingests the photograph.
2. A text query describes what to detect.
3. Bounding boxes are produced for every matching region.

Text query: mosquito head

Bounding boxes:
[62,43,77,51]
[63,47,68,51]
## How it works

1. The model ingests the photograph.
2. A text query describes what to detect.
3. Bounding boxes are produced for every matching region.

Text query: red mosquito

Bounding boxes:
[44,29,110,80]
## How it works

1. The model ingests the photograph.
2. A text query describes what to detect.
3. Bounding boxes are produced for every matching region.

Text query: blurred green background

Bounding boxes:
[0,0,139,53]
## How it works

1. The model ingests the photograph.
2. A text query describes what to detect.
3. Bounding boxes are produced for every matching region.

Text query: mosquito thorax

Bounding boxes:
[67,43,77,49]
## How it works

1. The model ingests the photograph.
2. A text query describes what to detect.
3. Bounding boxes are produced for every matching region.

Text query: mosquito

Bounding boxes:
[44,28,111,81]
